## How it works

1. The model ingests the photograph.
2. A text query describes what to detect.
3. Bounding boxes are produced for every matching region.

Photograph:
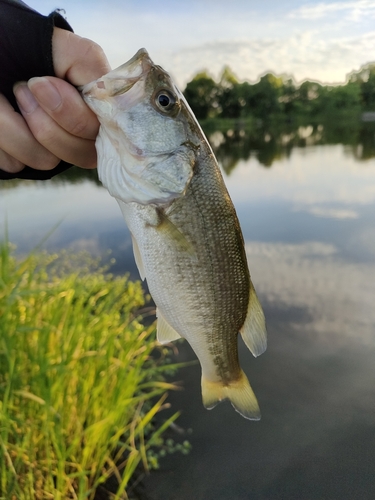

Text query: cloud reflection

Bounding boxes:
[224,144,375,207]
[246,241,375,349]
[296,206,359,219]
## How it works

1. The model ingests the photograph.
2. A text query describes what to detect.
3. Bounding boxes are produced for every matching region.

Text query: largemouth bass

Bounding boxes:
[81,49,267,420]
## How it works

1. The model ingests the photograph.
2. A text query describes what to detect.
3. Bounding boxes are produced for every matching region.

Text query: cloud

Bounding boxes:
[31,0,375,86]
[168,30,375,86]
[289,0,375,21]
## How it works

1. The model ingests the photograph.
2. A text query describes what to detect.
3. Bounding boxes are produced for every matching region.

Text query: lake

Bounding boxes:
[1,120,375,500]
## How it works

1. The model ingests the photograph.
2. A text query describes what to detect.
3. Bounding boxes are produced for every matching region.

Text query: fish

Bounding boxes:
[81,48,267,420]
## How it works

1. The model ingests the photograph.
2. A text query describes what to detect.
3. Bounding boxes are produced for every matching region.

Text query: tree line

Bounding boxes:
[183,62,375,120]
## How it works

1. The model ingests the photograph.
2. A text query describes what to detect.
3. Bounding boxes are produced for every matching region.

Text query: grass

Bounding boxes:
[0,241,182,499]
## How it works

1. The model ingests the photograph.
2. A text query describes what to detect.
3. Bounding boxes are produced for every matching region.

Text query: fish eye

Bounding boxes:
[155,90,177,112]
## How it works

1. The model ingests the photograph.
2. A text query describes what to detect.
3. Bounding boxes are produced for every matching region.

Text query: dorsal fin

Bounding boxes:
[240,280,267,357]
[156,308,182,344]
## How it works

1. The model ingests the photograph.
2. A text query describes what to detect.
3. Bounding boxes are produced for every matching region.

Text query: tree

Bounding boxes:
[360,65,375,110]
[321,83,361,112]
[183,61,374,121]
[183,72,220,120]
[278,78,298,114]
[245,73,284,118]
[219,66,239,88]
[291,80,324,115]
[219,82,253,119]
[216,66,241,118]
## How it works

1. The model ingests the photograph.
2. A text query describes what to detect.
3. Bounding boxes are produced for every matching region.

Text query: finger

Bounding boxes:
[27,76,99,140]
[0,93,59,170]
[14,83,97,169]
[52,28,111,85]
[0,148,24,173]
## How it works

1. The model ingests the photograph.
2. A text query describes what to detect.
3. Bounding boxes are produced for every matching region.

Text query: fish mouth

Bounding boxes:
[80,48,153,99]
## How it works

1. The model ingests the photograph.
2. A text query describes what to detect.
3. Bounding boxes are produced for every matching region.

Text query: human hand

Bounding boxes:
[0,28,111,174]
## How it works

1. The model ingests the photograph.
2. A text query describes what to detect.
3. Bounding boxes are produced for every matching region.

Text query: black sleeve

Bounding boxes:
[0,0,74,180]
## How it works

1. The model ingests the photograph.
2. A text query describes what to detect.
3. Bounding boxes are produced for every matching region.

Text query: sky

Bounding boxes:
[30,0,375,88]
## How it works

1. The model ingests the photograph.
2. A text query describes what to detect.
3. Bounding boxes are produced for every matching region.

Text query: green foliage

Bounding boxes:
[219,84,244,119]
[184,61,375,120]
[247,73,284,117]
[360,65,375,109]
[219,66,239,88]
[183,72,220,119]
[315,82,362,114]
[0,243,183,499]
[287,80,324,115]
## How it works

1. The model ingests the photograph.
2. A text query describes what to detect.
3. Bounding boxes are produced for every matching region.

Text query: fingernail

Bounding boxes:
[13,82,38,114]
[28,77,62,111]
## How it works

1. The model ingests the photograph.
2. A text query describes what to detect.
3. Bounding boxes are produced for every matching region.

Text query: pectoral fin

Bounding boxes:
[155,209,195,256]
[201,370,261,420]
[156,308,182,344]
[130,234,146,281]
[240,281,267,357]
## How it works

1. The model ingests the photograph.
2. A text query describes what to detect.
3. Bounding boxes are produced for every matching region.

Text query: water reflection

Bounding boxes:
[1,121,375,500]
[206,120,375,172]
[145,126,373,499]
[143,239,375,500]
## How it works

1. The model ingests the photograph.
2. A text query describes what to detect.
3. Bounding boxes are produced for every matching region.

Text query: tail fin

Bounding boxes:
[201,370,261,420]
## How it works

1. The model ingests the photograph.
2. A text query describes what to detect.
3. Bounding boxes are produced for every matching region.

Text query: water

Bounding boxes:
[1,122,375,500]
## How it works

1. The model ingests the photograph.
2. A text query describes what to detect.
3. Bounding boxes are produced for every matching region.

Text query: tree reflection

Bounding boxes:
[204,119,375,173]
[355,122,375,161]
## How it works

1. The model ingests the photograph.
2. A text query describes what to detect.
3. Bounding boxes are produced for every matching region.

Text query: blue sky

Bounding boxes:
[31,0,375,87]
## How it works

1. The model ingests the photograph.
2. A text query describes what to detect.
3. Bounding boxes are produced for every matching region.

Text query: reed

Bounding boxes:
[0,242,180,499]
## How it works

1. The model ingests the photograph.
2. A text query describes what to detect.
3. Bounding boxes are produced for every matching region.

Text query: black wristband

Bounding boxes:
[0,0,74,180]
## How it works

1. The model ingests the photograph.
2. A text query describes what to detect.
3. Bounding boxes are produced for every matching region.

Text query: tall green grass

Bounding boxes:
[0,242,180,499]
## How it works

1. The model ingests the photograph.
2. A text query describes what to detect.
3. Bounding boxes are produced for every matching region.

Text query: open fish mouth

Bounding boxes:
[80,48,153,100]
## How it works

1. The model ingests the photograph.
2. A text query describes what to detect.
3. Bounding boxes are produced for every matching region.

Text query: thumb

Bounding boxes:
[52,28,111,86]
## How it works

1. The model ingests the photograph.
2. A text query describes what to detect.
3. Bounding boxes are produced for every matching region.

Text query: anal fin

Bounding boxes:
[240,280,267,357]
[156,308,182,344]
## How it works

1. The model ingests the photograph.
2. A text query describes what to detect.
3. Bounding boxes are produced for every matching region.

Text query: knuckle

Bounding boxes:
[80,38,107,67]
[65,34,110,86]
[80,38,107,68]
[80,38,110,78]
